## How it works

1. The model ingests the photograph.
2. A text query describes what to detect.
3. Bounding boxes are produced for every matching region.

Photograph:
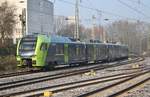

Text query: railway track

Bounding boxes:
[0,57,143,91]
[3,67,149,97]
[0,57,142,79]
[78,70,150,97]
[109,76,149,97]
[0,70,41,79]
[0,63,97,79]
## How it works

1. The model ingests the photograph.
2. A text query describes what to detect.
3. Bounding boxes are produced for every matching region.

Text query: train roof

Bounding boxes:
[25,34,128,47]
[50,35,86,44]
[51,35,74,43]
[50,35,128,47]
[106,43,128,47]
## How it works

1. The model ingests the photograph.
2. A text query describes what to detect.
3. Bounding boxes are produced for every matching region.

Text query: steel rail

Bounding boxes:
[0,57,143,91]
[1,68,149,97]
[78,70,149,97]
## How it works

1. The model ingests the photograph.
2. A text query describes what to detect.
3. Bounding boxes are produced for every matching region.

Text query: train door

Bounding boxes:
[93,44,96,61]
[39,43,48,66]
[55,43,65,64]
[64,44,68,64]
[108,45,112,61]
[46,43,56,65]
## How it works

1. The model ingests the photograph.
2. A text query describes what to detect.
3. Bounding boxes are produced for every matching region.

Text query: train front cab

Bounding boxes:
[16,35,49,69]
[16,36,38,68]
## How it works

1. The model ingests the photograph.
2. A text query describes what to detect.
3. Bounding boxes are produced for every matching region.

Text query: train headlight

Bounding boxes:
[16,55,20,57]
[17,61,20,64]
[32,55,37,57]
[32,60,36,64]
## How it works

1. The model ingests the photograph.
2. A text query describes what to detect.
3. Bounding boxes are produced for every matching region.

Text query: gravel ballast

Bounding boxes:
[0,58,149,97]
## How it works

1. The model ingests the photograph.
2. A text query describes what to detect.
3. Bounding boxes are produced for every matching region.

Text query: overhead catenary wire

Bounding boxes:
[57,0,149,22]
[117,0,150,19]
[128,0,150,9]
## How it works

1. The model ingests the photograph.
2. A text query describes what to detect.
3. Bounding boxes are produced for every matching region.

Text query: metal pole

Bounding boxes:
[92,15,96,40]
[97,10,102,41]
[75,0,79,40]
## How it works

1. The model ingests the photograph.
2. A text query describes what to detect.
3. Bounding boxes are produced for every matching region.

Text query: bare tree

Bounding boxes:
[56,23,74,37]
[106,20,150,55]
[0,1,16,47]
[54,16,67,34]
[56,22,88,40]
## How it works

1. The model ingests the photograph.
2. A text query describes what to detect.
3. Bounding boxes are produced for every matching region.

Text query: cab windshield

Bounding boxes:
[19,37,37,51]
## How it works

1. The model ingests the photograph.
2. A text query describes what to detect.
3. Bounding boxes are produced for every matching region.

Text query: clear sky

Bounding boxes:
[51,0,150,26]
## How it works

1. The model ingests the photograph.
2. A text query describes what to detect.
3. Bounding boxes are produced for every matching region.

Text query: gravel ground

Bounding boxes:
[53,78,127,97]
[0,58,148,96]
[0,61,122,85]
[0,63,103,84]
[52,70,150,97]
[122,80,150,97]
[0,59,141,84]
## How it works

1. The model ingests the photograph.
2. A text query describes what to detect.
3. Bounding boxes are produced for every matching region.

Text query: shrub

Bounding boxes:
[0,44,16,56]
[0,55,17,71]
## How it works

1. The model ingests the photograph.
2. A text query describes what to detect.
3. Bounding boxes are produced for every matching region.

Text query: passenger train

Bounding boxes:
[16,34,128,70]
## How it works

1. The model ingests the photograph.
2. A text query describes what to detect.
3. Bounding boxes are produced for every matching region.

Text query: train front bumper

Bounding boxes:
[17,55,36,67]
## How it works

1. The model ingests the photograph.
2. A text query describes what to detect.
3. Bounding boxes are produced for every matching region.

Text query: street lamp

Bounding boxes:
[19,1,24,3]
[104,18,109,21]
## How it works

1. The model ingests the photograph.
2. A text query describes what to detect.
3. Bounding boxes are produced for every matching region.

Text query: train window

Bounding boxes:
[40,43,48,51]
[78,45,83,56]
[56,44,64,54]
[19,38,37,51]
[71,45,76,57]
[76,46,79,56]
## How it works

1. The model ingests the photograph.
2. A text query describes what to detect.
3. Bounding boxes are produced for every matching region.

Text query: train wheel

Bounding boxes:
[69,64,74,67]
[42,65,54,71]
